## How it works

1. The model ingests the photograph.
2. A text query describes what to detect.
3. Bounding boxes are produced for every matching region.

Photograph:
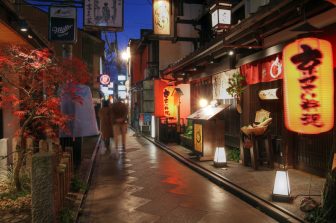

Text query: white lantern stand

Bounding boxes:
[213,147,227,167]
[272,170,292,202]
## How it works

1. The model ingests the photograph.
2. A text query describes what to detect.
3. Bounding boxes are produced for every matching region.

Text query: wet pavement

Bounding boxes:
[79,131,276,223]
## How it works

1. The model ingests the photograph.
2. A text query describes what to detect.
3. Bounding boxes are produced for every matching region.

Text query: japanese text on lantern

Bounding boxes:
[163,88,170,116]
[283,38,334,134]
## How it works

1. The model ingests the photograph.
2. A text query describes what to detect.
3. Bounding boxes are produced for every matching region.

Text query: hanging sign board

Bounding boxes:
[49,7,77,42]
[163,86,176,117]
[153,0,171,35]
[283,37,334,134]
[84,0,124,31]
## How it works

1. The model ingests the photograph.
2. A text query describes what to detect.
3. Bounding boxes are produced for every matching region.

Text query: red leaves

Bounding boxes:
[0,46,90,140]
[13,110,27,118]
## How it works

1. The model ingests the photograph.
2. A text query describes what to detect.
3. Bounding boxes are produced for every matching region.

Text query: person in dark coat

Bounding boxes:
[98,100,113,147]
[110,98,128,151]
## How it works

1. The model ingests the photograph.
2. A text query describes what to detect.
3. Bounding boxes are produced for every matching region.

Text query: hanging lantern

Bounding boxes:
[214,147,227,167]
[210,1,232,32]
[283,37,334,134]
[272,170,291,202]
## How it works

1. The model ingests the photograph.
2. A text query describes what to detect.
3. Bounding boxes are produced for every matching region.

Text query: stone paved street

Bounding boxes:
[79,131,277,223]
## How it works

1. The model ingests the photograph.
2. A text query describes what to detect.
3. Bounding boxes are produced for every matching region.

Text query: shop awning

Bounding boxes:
[187,104,231,121]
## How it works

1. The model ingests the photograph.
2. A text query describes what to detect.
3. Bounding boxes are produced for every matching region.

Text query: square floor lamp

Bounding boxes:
[272,146,291,202]
[214,146,227,167]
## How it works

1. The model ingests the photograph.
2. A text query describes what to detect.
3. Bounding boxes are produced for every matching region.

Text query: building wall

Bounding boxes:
[158,3,202,70]
[159,41,194,70]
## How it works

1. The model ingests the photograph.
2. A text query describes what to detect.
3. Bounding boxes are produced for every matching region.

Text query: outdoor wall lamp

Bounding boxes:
[19,19,28,32]
[199,98,208,108]
[272,170,291,202]
[214,147,227,167]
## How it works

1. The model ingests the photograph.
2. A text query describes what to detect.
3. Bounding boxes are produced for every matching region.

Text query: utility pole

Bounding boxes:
[60,0,82,169]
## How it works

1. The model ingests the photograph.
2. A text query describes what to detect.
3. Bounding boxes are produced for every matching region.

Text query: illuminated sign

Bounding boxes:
[163,86,176,117]
[118,85,126,90]
[194,124,203,153]
[153,0,170,35]
[283,37,334,134]
[118,75,126,81]
[118,90,127,99]
[100,74,110,85]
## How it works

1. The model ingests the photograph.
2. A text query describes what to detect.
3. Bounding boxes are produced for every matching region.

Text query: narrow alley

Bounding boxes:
[78,131,276,223]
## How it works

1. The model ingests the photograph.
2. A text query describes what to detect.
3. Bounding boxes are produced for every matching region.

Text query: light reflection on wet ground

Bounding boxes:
[79,132,277,223]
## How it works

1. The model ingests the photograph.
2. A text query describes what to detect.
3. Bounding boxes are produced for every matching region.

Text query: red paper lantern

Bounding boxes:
[283,37,334,134]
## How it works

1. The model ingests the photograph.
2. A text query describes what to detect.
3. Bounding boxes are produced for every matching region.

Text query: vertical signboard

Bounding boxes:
[194,124,203,153]
[49,7,77,42]
[84,0,124,31]
[163,86,176,117]
[283,37,334,134]
[153,0,171,35]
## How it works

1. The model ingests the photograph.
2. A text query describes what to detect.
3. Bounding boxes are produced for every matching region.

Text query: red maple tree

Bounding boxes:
[0,46,89,191]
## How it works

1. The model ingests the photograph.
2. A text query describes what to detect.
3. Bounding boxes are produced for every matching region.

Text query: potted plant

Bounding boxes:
[180,120,193,149]
[226,71,246,113]
[0,46,89,192]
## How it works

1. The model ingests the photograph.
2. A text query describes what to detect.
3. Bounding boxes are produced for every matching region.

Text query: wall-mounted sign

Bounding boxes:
[259,88,279,100]
[118,90,127,99]
[194,124,203,153]
[270,56,282,78]
[153,0,171,35]
[118,75,126,81]
[118,85,126,90]
[84,0,124,31]
[49,7,77,42]
[99,74,110,85]
[283,37,334,134]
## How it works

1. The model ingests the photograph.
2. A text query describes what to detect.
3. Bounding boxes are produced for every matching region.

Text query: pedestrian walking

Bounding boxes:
[110,98,128,151]
[98,100,113,148]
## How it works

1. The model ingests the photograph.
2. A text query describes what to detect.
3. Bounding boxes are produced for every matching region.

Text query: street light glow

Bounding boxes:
[121,50,130,61]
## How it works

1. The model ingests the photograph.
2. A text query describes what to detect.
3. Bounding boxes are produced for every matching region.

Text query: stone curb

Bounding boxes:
[142,134,304,223]
[74,135,101,223]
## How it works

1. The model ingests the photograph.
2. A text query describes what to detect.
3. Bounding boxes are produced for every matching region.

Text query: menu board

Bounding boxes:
[188,104,231,120]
